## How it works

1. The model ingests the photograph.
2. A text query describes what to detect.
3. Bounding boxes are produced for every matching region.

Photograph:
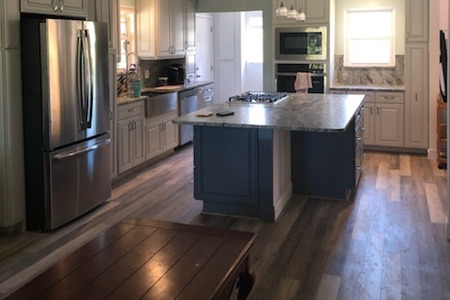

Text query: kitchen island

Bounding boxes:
[174,93,364,221]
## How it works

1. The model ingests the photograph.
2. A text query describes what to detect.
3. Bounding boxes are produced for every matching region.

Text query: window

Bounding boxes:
[344,8,395,67]
[117,6,135,71]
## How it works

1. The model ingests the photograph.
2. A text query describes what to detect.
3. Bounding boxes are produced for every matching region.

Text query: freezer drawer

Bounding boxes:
[45,134,111,230]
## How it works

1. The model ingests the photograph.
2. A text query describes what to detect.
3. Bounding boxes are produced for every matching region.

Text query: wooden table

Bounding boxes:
[6,218,256,300]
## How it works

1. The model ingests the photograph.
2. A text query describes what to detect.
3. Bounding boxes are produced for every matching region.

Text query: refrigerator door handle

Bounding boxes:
[76,29,94,130]
[53,138,111,160]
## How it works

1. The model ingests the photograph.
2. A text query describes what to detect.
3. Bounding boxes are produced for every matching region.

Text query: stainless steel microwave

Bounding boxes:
[275,26,327,61]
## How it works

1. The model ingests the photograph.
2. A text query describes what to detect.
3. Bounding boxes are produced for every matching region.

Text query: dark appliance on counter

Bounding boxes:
[229,91,288,103]
[21,18,111,231]
[167,64,185,85]
[275,26,327,61]
[275,63,326,93]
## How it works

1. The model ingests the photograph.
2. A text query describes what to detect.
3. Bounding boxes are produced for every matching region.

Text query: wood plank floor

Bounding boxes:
[0,145,449,299]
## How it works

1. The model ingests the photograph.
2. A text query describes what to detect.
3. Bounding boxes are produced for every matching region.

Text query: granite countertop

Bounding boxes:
[330,85,405,92]
[117,81,214,106]
[141,81,214,94]
[173,93,364,132]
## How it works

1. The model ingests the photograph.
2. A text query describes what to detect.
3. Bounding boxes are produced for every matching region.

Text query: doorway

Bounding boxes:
[196,11,264,104]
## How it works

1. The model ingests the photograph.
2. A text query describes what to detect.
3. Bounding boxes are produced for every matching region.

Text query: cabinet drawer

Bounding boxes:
[118,101,145,120]
[375,92,404,104]
[347,90,375,103]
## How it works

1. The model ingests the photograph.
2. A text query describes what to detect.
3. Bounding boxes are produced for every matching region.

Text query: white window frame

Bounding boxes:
[344,8,396,68]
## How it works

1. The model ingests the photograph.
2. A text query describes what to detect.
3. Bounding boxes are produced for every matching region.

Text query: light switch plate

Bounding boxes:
[144,69,150,79]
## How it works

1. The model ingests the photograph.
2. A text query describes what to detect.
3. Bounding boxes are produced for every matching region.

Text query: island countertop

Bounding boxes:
[173,93,364,132]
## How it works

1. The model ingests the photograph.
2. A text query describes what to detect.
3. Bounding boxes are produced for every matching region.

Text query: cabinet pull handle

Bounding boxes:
[128,108,134,112]
[377,106,380,115]
[370,107,373,114]
[415,93,418,101]
[59,0,64,12]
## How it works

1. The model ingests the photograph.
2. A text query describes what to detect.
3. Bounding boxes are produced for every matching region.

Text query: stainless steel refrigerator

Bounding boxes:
[21,18,111,231]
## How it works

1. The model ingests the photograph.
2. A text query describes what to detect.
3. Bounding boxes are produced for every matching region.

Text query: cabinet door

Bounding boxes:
[95,0,120,51]
[145,121,163,160]
[108,50,117,178]
[303,0,329,24]
[157,0,172,56]
[363,102,376,145]
[405,44,428,149]
[0,49,25,228]
[405,0,428,42]
[133,116,146,166]
[170,0,185,55]
[184,0,196,51]
[0,1,20,49]
[164,119,179,150]
[21,0,87,17]
[118,119,133,174]
[375,103,404,147]
[136,0,156,58]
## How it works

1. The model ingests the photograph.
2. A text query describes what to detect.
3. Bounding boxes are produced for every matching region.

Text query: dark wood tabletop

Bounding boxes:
[6,218,256,300]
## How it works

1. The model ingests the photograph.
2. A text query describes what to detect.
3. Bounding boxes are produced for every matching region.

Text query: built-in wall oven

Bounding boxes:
[275,63,326,93]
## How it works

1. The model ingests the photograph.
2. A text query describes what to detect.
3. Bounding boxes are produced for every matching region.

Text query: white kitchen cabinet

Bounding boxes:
[0,49,25,229]
[273,0,329,25]
[331,89,405,148]
[0,1,20,49]
[405,0,429,43]
[184,0,196,51]
[145,111,178,160]
[20,0,87,17]
[117,101,146,174]
[94,0,120,54]
[405,43,429,149]
[136,0,187,59]
[0,0,25,230]
[109,49,118,178]
[346,90,376,146]
[375,103,404,147]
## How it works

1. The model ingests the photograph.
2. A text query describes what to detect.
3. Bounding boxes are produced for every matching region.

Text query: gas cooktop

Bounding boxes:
[229,91,288,103]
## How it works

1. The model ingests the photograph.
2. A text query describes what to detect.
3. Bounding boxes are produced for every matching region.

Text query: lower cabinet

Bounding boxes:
[145,111,179,160]
[333,89,405,148]
[117,101,146,174]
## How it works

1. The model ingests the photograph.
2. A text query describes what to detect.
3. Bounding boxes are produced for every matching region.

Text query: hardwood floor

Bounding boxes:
[0,146,449,299]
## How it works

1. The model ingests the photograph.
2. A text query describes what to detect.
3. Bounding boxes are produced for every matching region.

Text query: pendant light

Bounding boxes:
[275,1,288,17]
[295,9,306,22]
[286,5,298,18]
[275,1,306,21]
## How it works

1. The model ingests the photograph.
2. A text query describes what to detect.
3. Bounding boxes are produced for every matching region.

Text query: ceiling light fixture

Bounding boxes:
[275,1,306,22]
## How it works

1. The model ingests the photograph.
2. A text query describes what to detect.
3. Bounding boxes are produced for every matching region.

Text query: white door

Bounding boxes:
[195,13,213,82]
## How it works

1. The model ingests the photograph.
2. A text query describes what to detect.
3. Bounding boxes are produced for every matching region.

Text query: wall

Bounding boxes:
[197,0,275,90]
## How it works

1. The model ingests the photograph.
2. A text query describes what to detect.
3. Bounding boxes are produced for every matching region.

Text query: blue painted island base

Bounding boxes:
[193,126,292,222]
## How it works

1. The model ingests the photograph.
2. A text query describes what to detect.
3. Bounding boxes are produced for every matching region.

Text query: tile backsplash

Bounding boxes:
[138,58,185,87]
[333,55,404,86]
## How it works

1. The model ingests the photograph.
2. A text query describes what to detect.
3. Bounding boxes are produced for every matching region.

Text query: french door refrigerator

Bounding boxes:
[21,18,111,231]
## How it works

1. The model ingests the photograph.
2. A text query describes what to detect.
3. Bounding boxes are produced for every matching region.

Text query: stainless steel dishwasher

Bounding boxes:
[178,88,200,145]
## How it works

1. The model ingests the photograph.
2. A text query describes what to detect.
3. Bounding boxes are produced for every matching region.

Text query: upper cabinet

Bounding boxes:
[94,0,120,51]
[184,0,196,51]
[273,0,329,25]
[0,1,20,49]
[20,0,87,18]
[136,0,193,59]
[405,0,428,43]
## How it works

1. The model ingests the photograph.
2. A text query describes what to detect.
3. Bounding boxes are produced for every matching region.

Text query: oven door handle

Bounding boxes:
[275,72,326,77]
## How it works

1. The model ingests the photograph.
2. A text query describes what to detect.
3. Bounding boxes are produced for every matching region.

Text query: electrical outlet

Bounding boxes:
[144,69,150,79]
